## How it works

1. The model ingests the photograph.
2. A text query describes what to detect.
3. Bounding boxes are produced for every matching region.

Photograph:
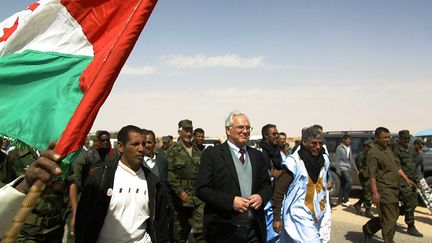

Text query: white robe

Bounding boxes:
[280,151,331,243]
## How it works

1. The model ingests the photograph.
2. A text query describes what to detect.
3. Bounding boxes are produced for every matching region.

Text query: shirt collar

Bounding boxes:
[227,140,247,154]
[144,154,156,162]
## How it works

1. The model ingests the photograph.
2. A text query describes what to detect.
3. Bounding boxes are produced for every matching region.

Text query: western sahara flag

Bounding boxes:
[0,0,157,156]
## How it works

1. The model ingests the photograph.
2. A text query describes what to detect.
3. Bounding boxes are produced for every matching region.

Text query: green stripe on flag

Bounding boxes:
[0,50,93,151]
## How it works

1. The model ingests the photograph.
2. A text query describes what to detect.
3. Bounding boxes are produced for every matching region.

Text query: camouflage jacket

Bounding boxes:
[356,151,368,176]
[167,141,202,207]
[393,143,419,183]
[1,146,71,236]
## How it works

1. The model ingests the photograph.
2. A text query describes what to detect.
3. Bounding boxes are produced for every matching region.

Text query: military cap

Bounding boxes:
[414,138,425,145]
[398,130,411,139]
[162,136,170,143]
[363,140,374,147]
[178,119,193,129]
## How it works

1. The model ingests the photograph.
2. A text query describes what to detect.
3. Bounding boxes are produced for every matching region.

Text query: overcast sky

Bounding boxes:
[2,1,431,138]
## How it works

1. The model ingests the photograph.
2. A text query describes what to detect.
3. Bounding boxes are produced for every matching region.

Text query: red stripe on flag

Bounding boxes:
[54,0,157,155]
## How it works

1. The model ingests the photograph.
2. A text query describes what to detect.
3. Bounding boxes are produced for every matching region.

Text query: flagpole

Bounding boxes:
[1,180,45,243]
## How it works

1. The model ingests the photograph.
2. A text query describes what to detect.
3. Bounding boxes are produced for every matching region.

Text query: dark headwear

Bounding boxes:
[398,130,411,139]
[162,136,170,143]
[178,119,193,129]
[414,138,425,145]
[363,140,374,147]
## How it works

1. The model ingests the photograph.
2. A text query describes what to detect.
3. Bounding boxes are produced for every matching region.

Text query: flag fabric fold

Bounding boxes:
[0,0,158,156]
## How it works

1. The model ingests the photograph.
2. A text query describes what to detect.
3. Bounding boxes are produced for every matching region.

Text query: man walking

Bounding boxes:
[259,124,283,242]
[167,119,204,243]
[75,125,160,243]
[143,129,173,242]
[354,140,374,217]
[362,127,415,243]
[259,124,283,177]
[272,126,331,243]
[196,111,272,243]
[393,130,423,237]
[335,134,358,206]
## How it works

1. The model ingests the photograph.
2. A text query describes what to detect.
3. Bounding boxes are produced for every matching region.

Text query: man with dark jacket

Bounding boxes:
[258,124,282,242]
[259,124,283,178]
[196,111,272,243]
[75,125,161,243]
[73,130,119,189]
[143,129,173,243]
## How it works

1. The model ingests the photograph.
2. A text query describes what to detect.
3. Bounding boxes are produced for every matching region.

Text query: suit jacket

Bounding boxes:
[195,142,272,242]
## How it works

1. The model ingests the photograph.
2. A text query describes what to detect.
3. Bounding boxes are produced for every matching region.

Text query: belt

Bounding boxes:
[179,179,195,186]
[25,214,62,228]
[234,223,255,228]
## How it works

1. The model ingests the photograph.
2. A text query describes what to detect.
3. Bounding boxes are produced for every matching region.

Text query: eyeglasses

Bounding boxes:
[232,125,253,132]
[270,132,278,136]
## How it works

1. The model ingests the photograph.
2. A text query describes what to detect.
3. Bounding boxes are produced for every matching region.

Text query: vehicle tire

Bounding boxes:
[329,171,340,198]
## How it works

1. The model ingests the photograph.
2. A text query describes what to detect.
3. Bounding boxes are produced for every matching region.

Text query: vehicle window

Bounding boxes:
[324,137,340,153]
[426,137,432,149]
[350,138,364,156]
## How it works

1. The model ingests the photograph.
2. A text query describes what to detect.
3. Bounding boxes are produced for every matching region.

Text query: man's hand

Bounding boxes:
[233,196,250,213]
[178,191,190,204]
[406,179,416,189]
[15,150,62,194]
[326,181,333,190]
[270,169,282,177]
[70,215,76,238]
[272,219,282,234]
[248,194,263,210]
[372,191,381,207]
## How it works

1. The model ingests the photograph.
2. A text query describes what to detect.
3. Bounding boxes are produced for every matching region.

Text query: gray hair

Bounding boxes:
[302,126,323,141]
[225,111,249,128]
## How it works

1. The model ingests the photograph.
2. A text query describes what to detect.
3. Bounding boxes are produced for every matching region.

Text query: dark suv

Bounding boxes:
[323,131,380,198]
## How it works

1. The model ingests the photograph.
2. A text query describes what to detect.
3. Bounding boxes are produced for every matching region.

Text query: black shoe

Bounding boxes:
[362,225,373,242]
[407,225,423,237]
[364,209,374,218]
[354,202,361,214]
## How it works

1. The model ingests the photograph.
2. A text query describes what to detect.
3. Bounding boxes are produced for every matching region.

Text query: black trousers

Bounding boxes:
[206,222,262,243]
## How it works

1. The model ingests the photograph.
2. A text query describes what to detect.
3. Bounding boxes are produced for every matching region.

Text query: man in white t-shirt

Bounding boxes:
[75,125,161,243]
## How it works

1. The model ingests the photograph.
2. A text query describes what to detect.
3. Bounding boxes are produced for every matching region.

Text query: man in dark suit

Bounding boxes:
[196,111,272,243]
[142,129,173,243]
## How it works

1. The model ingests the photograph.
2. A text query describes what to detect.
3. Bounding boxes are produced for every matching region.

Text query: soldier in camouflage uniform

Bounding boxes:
[167,119,205,243]
[157,136,172,159]
[393,130,423,237]
[0,145,73,242]
[354,140,374,217]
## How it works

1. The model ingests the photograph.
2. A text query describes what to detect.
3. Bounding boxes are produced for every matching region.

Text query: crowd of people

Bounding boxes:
[0,111,427,243]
